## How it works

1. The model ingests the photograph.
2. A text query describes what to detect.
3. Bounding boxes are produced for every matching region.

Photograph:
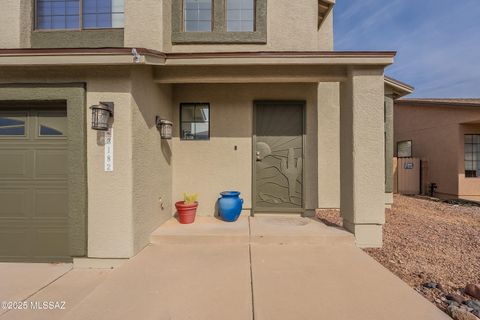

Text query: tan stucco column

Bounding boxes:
[87,85,135,259]
[340,67,386,248]
[317,82,340,208]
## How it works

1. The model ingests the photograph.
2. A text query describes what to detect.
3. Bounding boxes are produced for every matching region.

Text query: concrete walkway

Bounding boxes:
[0,263,72,317]
[0,216,450,320]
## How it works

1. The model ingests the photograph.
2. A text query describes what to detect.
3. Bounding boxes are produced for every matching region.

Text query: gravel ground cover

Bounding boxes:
[316,194,480,318]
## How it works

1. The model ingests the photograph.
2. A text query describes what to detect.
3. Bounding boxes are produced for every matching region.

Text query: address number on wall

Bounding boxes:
[105,128,113,172]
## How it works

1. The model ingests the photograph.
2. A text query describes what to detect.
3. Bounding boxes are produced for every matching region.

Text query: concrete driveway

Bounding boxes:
[0,216,450,320]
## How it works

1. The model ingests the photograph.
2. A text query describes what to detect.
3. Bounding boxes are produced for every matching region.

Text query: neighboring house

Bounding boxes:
[0,0,408,263]
[384,77,414,203]
[395,99,480,201]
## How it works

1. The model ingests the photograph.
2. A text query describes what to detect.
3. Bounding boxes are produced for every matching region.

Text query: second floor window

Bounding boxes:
[184,0,212,32]
[36,0,124,30]
[227,0,254,32]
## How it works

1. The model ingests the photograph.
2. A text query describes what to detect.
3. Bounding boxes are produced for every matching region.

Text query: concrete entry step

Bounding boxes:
[250,216,354,245]
[151,215,354,246]
[150,216,250,245]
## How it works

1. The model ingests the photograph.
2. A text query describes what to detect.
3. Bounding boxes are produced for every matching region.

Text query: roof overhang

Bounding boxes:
[0,48,166,66]
[318,0,335,29]
[384,76,414,98]
[0,48,396,67]
[396,99,480,108]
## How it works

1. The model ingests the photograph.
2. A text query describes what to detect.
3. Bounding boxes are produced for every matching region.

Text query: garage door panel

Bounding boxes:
[0,107,70,262]
[0,189,31,218]
[0,150,32,179]
[35,190,68,218]
[0,229,30,257]
[35,150,68,179]
[33,229,69,257]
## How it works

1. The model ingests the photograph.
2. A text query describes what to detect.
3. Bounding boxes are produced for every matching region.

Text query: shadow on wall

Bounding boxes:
[132,81,173,166]
[161,139,172,165]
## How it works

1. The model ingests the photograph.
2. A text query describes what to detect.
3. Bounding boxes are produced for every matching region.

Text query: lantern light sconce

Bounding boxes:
[156,116,173,140]
[90,102,114,131]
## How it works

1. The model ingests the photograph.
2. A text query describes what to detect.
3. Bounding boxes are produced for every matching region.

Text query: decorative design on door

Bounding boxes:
[281,148,303,201]
[256,137,303,208]
[254,102,304,211]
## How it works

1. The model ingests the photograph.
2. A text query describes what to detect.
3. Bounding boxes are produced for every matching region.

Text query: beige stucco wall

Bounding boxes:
[171,83,319,215]
[0,0,32,48]
[131,0,334,52]
[0,66,175,258]
[124,0,165,51]
[0,1,22,48]
[1,0,332,51]
[0,66,135,258]
[317,82,340,208]
[130,67,173,254]
[167,0,334,52]
[315,82,397,210]
[394,104,480,199]
[86,71,134,258]
[340,68,385,247]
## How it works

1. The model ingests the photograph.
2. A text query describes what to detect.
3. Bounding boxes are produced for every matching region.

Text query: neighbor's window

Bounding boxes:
[464,134,480,178]
[397,140,412,158]
[35,0,124,30]
[180,103,210,140]
[227,0,254,32]
[184,0,212,32]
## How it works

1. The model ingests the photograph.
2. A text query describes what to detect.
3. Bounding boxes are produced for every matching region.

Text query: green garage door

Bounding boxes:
[0,106,70,262]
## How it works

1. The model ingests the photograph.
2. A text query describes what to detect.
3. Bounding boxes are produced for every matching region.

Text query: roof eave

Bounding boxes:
[0,48,396,67]
[384,76,414,97]
[396,99,480,108]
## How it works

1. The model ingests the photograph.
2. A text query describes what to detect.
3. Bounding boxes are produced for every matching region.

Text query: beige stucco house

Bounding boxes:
[0,0,411,263]
[395,98,480,201]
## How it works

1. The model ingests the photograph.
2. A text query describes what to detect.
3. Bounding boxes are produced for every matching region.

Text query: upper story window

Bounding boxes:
[172,0,266,43]
[35,0,124,30]
[226,0,254,32]
[184,0,212,32]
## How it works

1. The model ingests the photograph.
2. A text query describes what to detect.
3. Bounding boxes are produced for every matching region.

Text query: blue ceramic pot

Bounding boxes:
[218,191,244,222]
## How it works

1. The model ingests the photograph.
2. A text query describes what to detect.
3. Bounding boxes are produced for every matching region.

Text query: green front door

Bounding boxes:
[253,101,305,213]
[0,106,70,262]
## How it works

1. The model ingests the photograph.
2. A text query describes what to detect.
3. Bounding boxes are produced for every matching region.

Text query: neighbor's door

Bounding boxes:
[253,101,304,213]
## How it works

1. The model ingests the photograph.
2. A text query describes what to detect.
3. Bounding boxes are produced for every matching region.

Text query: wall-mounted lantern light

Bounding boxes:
[156,116,173,140]
[90,102,114,131]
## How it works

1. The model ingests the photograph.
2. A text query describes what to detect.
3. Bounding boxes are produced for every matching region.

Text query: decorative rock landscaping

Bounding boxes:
[316,194,480,319]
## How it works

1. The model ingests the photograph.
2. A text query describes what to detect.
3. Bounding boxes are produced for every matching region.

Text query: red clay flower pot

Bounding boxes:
[175,201,198,224]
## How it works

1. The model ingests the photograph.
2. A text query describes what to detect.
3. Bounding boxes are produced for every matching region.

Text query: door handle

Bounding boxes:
[256,151,262,161]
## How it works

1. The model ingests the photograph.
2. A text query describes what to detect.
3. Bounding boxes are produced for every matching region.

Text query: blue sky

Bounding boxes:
[334,0,480,98]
